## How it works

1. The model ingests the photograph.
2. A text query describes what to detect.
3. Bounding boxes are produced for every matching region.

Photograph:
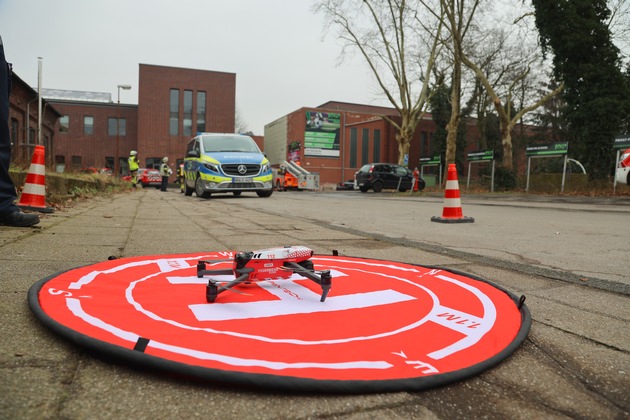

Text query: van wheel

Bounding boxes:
[195,176,211,198]
[233,191,242,197]
[256,190,273,198]
[372,181,383,193]
[184,181,194,196]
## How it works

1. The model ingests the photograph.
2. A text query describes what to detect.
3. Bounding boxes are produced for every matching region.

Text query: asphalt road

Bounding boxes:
[1,187,628,419]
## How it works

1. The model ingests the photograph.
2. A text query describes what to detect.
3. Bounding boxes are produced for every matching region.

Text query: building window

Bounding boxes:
[28,128,36,144]
[71,155,82,170]
[197,91,206,133]
[59,115,69,132]
[108,117,126,136]
[108,118,116,135]
[373,129,380,162]
[421,132,429,157]
[170,89,179,136]
[183,90,193,136]
[118,118,127,136]
[146,157,162,170]
[349,128,357,168]
[84,116,94,135]
[361,128,369,166]
[10,118,18,147]
[55,155,66,173]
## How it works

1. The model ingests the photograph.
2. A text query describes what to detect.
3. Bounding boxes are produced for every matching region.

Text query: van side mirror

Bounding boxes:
[187,150,200,158]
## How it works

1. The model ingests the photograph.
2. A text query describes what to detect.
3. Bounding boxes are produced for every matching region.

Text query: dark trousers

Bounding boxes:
[161,176,168,191]
[0,39,18,214]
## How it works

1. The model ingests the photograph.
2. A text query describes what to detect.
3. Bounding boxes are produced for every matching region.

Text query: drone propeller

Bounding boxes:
[279,266,327,275]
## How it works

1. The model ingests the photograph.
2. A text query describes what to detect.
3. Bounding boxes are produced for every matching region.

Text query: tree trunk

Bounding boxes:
[499,119,513,170]
[445,59,461,166]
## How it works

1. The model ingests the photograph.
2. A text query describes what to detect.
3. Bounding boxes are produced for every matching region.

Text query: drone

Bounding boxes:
[196,245,332,303]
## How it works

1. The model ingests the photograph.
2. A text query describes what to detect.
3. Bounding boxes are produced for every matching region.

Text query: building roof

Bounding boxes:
[41,88,112,103]
[316,100,398,115]
[11,73,62,117]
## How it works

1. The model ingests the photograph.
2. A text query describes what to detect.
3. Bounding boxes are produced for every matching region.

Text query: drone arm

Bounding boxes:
[197,260,234,278]
[284,262,332,302]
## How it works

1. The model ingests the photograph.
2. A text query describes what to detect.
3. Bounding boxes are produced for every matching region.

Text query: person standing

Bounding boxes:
[159,157,172,192]
[128,150,139,186]
[177,162,185,193]
[0,36,39,227]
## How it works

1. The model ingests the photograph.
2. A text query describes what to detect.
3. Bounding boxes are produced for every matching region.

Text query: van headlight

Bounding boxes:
[203,163,219,172]
[261,163,270,173]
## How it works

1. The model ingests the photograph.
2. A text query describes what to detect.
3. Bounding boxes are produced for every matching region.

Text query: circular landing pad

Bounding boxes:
[28,253,530,393]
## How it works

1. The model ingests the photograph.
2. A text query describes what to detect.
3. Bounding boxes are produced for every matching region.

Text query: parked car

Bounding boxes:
[80,167,112,175]
[335,179,357,191]
[355,163,425,193]
[616,147,630,185]
[123,168,162,188]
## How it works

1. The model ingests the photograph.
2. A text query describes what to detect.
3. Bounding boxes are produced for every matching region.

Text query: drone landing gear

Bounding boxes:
[283,261,332,302]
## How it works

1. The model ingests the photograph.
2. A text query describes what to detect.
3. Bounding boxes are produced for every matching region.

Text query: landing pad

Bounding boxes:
[28,253,530,393]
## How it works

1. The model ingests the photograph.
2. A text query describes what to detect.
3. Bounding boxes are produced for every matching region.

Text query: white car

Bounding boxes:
[616,147,630,185]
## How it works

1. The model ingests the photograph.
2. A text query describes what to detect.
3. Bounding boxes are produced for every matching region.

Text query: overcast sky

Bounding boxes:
[0,0,388,135]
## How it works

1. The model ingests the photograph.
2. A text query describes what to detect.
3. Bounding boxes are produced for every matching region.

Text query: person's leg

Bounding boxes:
[0,37,39,226]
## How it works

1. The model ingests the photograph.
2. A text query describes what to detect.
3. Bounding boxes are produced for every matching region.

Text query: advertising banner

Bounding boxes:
[304,111,340,157]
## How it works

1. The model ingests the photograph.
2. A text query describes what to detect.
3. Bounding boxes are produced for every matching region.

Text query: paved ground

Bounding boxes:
[1,188,628,419]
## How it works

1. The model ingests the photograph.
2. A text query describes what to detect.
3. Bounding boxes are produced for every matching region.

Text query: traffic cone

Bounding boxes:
[431,164,473,223]
[17,145,54,213]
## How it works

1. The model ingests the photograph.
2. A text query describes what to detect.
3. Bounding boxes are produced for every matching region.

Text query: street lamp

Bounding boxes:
[114,84,132,178]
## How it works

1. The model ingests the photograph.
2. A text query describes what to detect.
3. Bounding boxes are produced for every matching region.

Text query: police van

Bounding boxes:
[183,133,273,198]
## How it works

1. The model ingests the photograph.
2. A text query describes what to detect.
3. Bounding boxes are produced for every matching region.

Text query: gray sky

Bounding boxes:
[0,0,387,135]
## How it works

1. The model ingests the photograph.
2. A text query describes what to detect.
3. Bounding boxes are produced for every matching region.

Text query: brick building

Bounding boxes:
[46,91,138,172]
[8,74,60,167]
[264,101,468,186]
[137,64,235,171]
[35,64,236,176]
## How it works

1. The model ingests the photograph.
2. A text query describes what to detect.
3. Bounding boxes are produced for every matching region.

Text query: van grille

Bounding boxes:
[222,164,260,176]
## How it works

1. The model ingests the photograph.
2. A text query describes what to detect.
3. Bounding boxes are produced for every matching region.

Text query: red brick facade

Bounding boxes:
[264,102,445,185]
[8,74,60,167]
[137,64,236,173]
[10,64,236,177]
[50,101,138,172]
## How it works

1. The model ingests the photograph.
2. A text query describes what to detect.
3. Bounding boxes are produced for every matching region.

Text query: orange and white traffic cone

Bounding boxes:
[431,163,473,223]
[17,145,54,213]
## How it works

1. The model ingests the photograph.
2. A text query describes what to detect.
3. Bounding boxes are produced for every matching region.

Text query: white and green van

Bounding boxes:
[184,133,273,198]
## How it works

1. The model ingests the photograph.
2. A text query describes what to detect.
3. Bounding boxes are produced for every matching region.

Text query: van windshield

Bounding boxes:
[201,135,260,153]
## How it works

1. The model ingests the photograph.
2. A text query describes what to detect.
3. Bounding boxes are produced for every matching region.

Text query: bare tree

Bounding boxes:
[235,105,249,134]
[608,0,630,65]
[459,4,564,170]
[315,0,444,165]
[435,0,481,166]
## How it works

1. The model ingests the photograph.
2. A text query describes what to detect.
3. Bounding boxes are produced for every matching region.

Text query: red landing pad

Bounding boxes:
[28,253,530,393]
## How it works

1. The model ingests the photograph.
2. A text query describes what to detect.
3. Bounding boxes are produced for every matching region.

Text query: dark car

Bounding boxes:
[355,163,425,193]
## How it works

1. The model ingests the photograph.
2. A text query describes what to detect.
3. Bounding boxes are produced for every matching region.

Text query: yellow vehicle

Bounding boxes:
[183,133,273,198]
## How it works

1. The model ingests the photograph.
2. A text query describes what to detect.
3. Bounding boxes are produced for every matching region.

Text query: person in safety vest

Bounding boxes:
[412,167,420,192]
[177,163,185,193]
[128,150,139,186]
[159,157,173,192]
